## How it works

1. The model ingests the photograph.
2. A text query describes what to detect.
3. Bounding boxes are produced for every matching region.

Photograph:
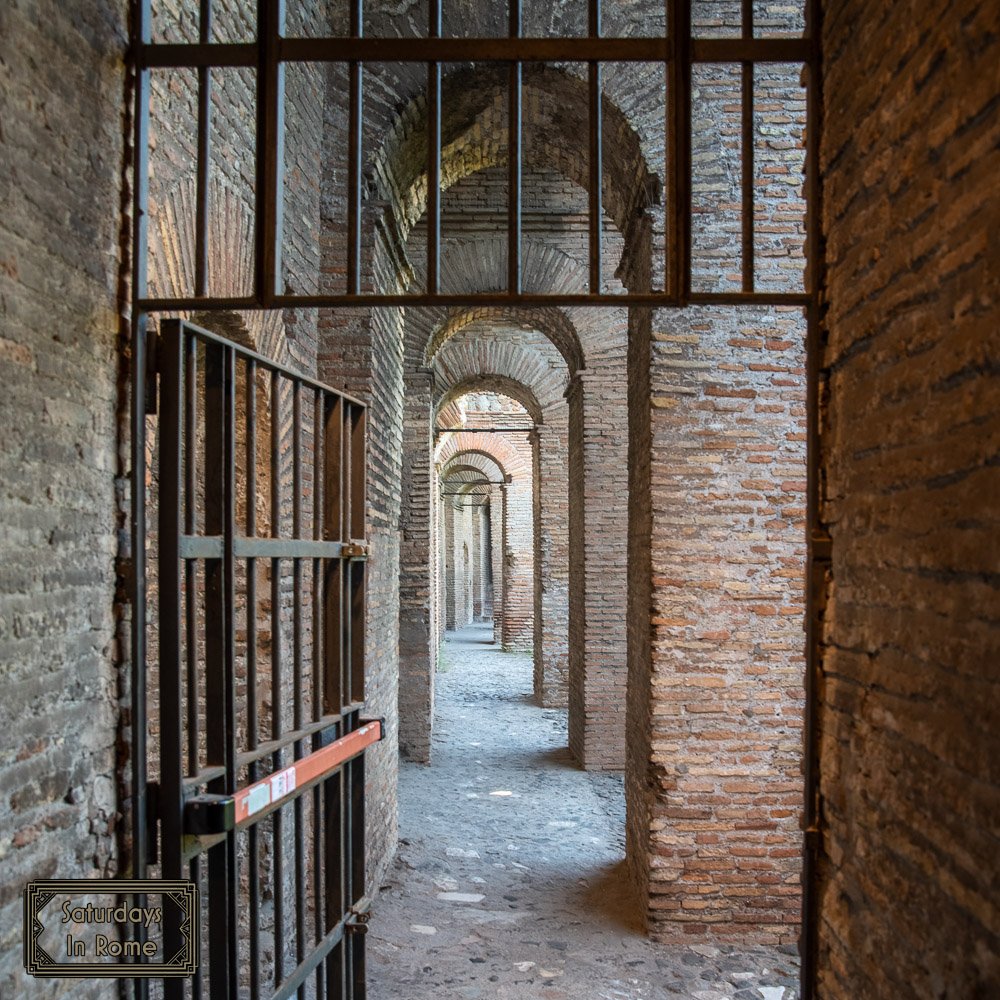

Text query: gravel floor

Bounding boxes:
[368,623,800,1000]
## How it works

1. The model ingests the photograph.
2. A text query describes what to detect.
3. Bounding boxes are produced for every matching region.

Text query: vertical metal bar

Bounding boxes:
[195,0,213,296]
[324,397,344,716]
[668,0,692,301]
[323,398,345,998]
[741,0,754,293]
[270,368,284,987]
[801,0,826,996]
[350,751,367,1000]
[157,321,184,1000]
[507,0,522,296]
[292,381,306,997]
[184,335,202,1000]
[311,389,326,999]
[741,60,754,293]
[204,338,236,999]
[587,0,603,296]
[347,0,364,295]
[255,0,286,306]
[427,0,442,295]
[129,0,152,907]
[184,334,199,777]
[350,406,366,702]
[245,358,261,1000]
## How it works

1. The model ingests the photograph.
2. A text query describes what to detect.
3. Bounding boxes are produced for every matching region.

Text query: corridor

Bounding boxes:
[368,625,800,1000]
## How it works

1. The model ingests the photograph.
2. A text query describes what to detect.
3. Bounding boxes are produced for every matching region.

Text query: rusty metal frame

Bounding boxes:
[129,0,816,311]
[149,318,373,1000]
[127,1,824,998]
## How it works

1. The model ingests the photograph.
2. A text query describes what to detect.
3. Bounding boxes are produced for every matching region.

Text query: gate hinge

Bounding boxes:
[343,543,367,559]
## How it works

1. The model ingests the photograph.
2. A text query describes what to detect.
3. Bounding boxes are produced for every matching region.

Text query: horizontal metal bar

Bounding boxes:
[141,291,810,310]
[235,537,347,559]
[234,720,382,826]
[179,535,224,559]
[140,42,256,68]
[139,36,810,68]
[178,536,360,560]
[435,427,533,435]
[691,38,809,62]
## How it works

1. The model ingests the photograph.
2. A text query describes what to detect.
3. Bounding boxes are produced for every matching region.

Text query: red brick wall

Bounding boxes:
[816,0,1000,993]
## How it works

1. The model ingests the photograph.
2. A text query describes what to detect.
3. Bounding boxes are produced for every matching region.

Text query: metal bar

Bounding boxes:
[195,0,212,296]
[350,747,366,998]
[140,35,810,67]
[347,0,363,295]
[142,319,365,404]
[255,0,285,306]
[507,0,522,296]
[426,0,442,296]
[272,912,352,1000]
[324,758,345,998]
[434,427,533,435]
[232,721,382,826]
[742,59,754,293]
[184,332,199,781]
[244,356,261,1000]
[588,0,602,296]
[129,0,152,904]
[324,397,344,715]
[311,387,326,999]
[671,0,692,301]
[138,290,813,310]
[157,320,184,1000]
[270,366,284,988]
[203,338,235,998]
[801,0,825,996]
[291,381,306,998]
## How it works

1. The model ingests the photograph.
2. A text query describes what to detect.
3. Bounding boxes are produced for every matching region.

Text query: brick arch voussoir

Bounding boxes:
[425,305,585,375]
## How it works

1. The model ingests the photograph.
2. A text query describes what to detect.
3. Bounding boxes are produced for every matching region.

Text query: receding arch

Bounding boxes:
[426,305,585,376]
[434,378,544,425]
[372,63,658,253]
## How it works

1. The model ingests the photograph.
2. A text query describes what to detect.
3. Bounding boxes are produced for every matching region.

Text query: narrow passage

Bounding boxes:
[369,624,800,1000]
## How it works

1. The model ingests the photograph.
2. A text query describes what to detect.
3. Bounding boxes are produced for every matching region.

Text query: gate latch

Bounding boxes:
[184,793,236,836]
[347,897,372,935]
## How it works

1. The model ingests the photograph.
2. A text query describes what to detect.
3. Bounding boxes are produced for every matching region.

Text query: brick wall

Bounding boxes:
[0,2,127,995]
[635,305,807,943]
[816,0,1000,994]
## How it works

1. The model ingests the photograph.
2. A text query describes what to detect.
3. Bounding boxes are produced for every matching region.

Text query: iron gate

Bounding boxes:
[152,318,378,999]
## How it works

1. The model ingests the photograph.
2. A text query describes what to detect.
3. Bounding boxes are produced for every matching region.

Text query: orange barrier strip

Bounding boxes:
[234,720,382,826]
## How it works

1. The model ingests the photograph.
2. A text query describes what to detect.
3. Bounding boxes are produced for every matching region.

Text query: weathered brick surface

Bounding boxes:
[816,0,1000,994]
[628,305,807,944]
[0,1,127,995]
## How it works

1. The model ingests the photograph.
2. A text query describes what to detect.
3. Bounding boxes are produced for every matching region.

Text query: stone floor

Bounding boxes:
[367,623,800,1000]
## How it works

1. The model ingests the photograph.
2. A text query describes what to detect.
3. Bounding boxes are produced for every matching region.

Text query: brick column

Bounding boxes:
[533,409,570,707]
[569,360,630,770]
[398,373,433,761]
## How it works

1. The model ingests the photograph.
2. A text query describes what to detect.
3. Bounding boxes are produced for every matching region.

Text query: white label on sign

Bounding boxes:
[246,784,270,818]
[271,767,296,801]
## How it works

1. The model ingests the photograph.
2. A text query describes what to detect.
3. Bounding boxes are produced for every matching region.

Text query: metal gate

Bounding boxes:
[151,317,378,998]
[128,2,825,997]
